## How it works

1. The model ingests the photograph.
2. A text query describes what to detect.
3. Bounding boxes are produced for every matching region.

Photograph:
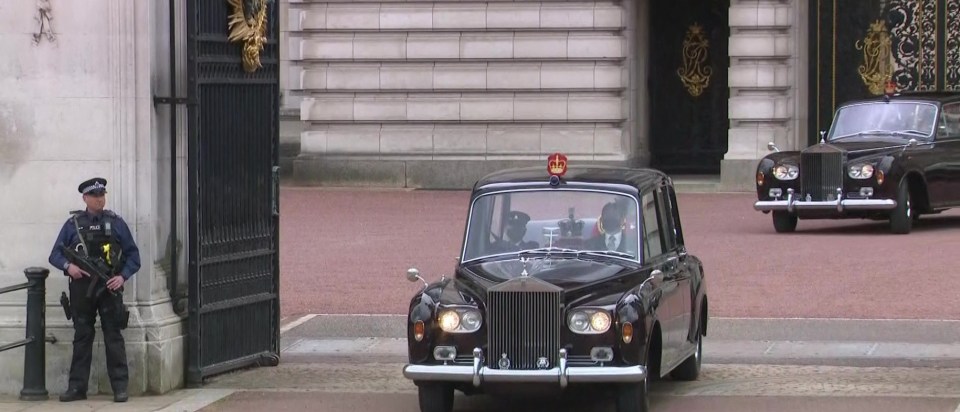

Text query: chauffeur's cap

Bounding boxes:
[505,211,531,226]
[78,177,108,195]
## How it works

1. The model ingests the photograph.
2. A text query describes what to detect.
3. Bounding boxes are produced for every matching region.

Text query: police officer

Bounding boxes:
[47,177,141,403]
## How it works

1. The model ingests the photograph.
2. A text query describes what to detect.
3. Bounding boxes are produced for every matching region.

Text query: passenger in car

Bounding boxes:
[586,202,629,253]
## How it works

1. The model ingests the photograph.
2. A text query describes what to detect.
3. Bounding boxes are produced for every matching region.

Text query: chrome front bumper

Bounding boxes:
[754,188,896,213]
[402,348,646,389]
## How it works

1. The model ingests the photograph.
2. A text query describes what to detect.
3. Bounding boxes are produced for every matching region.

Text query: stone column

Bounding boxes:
[722,0,808,191]
[0,0,184,396]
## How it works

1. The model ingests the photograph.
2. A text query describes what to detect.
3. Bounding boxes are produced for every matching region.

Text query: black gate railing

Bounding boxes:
[184,0,281,385]
[0,267,54,401]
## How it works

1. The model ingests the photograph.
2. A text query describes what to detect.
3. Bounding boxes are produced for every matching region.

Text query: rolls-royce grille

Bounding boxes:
[801,151,843,201]
[487,290,561,370]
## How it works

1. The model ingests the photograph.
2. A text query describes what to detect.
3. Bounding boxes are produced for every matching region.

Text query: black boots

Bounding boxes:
[59,388,87,402]
[59,388,128,403]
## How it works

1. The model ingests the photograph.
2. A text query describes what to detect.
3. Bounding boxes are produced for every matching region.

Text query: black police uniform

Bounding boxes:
[47,177,141,403]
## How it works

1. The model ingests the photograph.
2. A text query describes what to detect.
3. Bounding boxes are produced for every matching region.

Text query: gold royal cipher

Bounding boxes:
[227,0,269,73]
[856,20,895,96]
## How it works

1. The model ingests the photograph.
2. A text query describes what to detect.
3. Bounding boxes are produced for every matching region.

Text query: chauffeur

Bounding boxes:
[47,177,141,403]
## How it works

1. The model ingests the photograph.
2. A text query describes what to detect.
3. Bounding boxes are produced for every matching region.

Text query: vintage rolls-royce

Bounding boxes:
[755,91,960,234]
[402,155,708,412]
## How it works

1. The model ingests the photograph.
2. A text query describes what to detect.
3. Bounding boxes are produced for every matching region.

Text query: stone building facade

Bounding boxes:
[281,0,811,190]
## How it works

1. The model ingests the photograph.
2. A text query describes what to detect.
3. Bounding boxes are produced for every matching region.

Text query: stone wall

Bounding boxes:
[0,0,184,396]
[286,1,637,188]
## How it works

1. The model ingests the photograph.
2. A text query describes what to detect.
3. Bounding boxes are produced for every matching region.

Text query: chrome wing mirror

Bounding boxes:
[767,142,780,152]
[406,267,428,288]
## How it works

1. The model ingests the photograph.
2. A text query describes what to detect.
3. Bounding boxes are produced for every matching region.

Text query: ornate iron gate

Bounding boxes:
[810,0,960,145]
[648,0,730,174]
[186,0,281,385]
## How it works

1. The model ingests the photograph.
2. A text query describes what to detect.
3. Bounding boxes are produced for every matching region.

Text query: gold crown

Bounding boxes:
[548,154,567,174]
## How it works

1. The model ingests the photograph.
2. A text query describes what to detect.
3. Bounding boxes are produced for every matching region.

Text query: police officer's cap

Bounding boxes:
[506,211,531,226]
[78,177,108,195]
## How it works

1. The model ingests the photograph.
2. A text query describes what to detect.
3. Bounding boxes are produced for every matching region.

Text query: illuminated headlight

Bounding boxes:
[438,307,482,333]
[848,164,875,179]
[567,309,612,334]
[773,164,799,180]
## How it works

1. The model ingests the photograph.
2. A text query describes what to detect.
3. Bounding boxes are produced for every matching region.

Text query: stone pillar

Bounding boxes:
[0,0,184,396]
[722,0,808,191]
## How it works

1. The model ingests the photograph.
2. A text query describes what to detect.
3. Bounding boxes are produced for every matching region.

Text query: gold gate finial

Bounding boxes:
[856,20,895,95]
[677,23,713,97]
[227,0,269,73]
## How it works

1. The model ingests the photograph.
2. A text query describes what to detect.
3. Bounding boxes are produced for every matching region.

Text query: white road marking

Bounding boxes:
[954,400,960,412]
[280,314,317,334]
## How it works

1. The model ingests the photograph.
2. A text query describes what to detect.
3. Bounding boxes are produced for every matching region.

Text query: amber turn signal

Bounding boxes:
[413,320,425,342]
[876,170,885,185]
[621,322,633,344]
[756,171,765,186]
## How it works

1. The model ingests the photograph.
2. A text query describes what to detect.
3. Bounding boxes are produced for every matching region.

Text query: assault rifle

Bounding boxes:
[59,245,129,328]
[59,245,123,299]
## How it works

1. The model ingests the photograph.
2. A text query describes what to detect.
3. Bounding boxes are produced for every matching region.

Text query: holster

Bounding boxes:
[59,292,72,320]
[116,300,130,330]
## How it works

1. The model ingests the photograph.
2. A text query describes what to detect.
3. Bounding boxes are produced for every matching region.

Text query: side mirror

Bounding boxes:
[767,142,780,152]
[651,269,664,283]
[406,267,428,288]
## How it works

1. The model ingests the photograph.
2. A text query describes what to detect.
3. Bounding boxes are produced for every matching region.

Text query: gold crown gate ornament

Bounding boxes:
[227,0,269,73]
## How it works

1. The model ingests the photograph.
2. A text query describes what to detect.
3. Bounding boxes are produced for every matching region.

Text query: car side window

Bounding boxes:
[669,185,686,246]
[641,191,663,260]
[656,186,677,251]
[940,102,960,138]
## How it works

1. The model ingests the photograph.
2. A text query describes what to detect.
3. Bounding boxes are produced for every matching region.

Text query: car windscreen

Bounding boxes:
[461,189,641,263]
[828,101,937,140]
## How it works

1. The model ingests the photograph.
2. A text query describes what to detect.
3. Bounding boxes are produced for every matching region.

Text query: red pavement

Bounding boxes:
[279,186,960,320]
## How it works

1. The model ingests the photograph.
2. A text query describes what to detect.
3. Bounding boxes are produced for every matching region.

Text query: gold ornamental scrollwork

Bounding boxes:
[856,20,895,95]
[677,23,713,98]
[227,0,269,73]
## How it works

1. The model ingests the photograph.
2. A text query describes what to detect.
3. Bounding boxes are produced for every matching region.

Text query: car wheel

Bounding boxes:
[615,372,650,412]
[417,382,454,412]
[889,179,912,234]
[772,211,798,233]
[669,323,702,381]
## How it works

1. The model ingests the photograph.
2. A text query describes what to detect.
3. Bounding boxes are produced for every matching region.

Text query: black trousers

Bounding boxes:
[67,277,128,393]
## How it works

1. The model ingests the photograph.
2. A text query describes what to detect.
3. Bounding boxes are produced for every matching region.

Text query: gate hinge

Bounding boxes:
[153,96,194,106]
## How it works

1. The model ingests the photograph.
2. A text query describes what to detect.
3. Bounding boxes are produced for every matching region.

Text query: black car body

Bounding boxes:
[402,157,708,412]
[755,91,960,234]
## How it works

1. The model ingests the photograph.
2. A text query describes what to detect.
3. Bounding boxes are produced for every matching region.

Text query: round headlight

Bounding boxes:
[569,312,590,333]
[590,312,611,333]
[848,164,875,179]
[438,307,482,333]
[461,310,482,331]
[438,310,460,332]
[568,309,612,334]
[773,164,799,180]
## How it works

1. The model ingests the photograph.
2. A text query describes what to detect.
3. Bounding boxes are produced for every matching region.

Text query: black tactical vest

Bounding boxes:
[71,211,123,270]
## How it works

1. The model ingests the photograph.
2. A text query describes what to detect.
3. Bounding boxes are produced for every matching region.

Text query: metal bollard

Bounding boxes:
[19,267,49,401]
